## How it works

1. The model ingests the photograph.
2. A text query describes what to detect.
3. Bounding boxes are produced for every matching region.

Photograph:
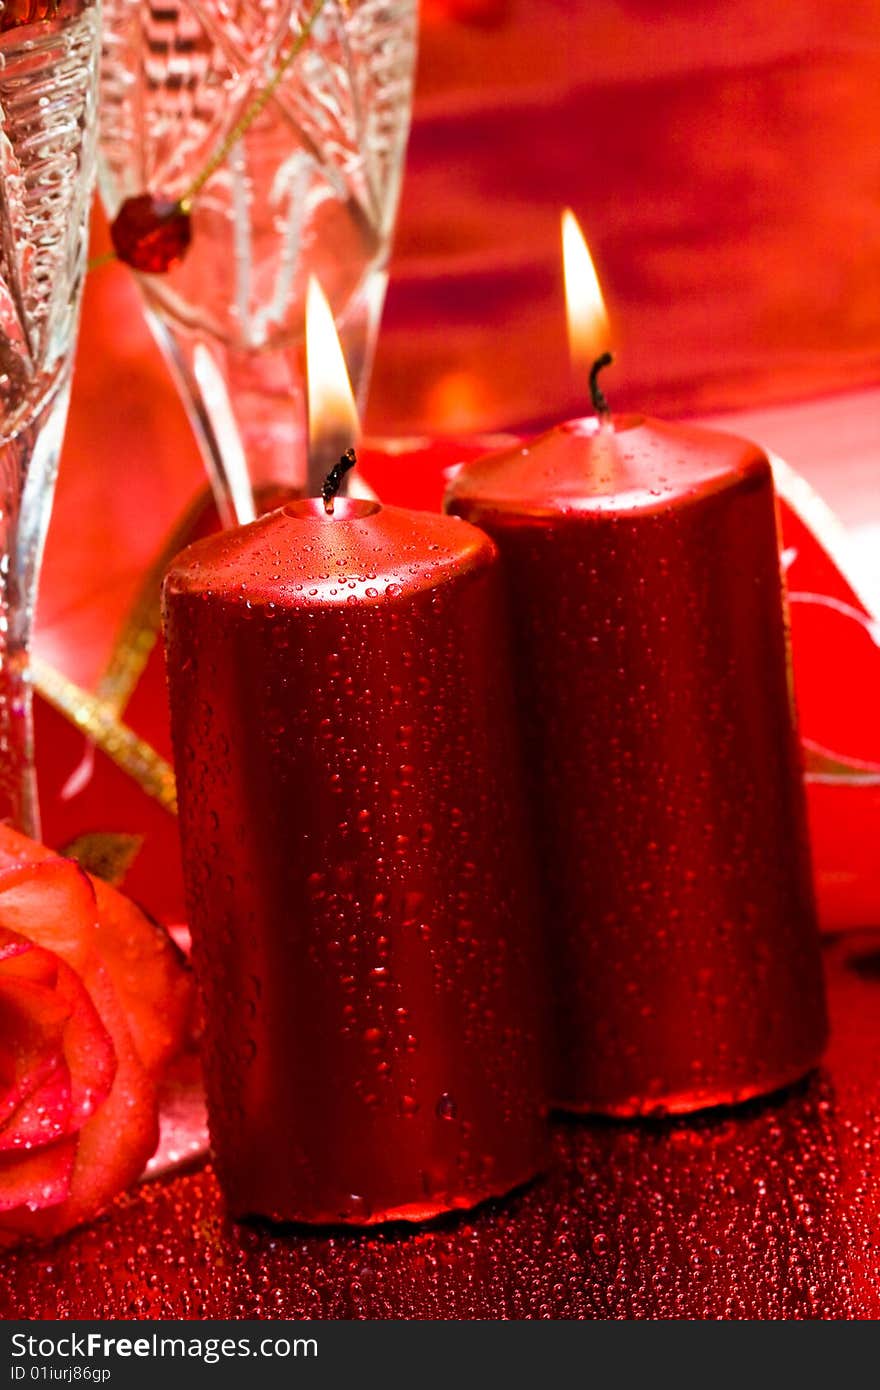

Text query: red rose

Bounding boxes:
[0,826,191,1247]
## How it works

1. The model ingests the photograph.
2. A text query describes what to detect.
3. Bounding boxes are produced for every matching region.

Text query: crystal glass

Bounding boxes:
[0,0,101,835]
[98,0,418,523]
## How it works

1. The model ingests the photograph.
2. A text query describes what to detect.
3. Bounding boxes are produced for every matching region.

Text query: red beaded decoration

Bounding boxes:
[109,195,192,275]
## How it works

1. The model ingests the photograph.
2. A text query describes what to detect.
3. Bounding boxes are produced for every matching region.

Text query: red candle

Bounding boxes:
[446,405,828,1115]
[162,486,547,1223]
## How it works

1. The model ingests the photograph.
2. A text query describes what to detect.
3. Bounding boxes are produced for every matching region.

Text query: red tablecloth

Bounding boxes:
[2,930,878,1319]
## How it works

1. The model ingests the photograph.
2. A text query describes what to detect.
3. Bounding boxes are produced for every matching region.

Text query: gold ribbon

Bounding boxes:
[33,658,177,815]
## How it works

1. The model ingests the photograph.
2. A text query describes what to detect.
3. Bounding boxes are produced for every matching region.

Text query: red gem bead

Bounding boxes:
[109,194,192,274]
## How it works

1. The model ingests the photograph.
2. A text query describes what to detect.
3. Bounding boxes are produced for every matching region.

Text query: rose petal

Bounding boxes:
[90,877,193,1076]
[0,973,71,1145]
[0,827,193,1077]
[0,959,158,1243]
[0,957,71,1131]
[57,960,158,1219]
[0,827,187,1246]
[0,934,32,964]
[0,1137,76,1216]
[0,825,70,872]
[0,859,99,976]
[0,826,36,873]
[0,940,115,1145]
[0,1059,71,1152]
[55,957,117,1132]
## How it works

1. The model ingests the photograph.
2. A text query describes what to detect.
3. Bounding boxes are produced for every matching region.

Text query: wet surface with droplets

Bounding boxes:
[1,932,878,1318]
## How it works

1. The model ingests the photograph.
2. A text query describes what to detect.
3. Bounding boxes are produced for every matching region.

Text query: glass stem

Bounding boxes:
[0,370,73,838]
[146,313,315,524]
[144,262,387,522]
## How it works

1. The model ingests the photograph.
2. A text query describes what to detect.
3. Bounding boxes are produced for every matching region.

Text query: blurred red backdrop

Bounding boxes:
[376,0,880,432]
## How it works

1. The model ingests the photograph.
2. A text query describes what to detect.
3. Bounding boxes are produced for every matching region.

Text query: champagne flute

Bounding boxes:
[98,0,418,523]
[0,0,101,835]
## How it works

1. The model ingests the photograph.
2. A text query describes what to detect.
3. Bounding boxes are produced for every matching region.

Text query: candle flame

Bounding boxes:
[562,209,611,378]
[306,276,359,461]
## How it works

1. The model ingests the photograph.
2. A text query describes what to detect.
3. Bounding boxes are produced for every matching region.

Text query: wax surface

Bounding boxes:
[163,500,547,1222]
[447,417,827,1114]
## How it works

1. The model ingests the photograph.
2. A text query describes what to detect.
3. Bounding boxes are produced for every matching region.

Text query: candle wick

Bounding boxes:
[322,448,357,515]
[589,352,614,422]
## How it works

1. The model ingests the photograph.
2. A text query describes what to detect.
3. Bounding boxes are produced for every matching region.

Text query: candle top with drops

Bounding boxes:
[456,211,771,524]
[445,412,770,521]
[163,494,496,610]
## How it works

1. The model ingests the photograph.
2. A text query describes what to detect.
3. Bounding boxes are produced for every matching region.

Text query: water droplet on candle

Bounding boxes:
[436,1093,458,1120]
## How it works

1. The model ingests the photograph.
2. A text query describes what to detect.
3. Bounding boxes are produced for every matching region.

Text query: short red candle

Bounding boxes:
[446,415,828,1115]
[162,496,547,1223]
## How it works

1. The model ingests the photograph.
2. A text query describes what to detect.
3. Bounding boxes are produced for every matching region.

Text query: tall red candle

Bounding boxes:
[446,413,827,1115]
[162,493,547,1223]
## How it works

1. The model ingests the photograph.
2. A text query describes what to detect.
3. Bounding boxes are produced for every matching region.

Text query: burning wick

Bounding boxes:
[322,449,357,515]
[589,352,614,423]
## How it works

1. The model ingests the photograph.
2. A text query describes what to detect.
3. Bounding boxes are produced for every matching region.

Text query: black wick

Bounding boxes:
[322,447,357,514]
[589,351,614,421]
